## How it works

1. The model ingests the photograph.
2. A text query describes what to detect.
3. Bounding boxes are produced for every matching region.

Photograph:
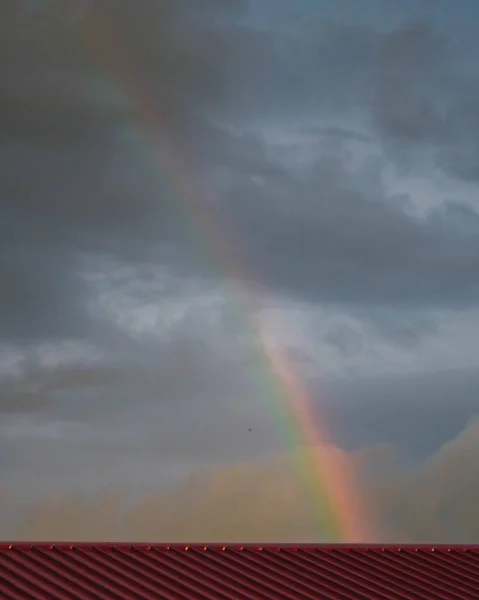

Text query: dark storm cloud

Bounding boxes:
[320,367,479,460]
[0,212,93,342]
[303,126,371,144]
[3,0,479,346]
[324,324,365,357]
[370,21,447,142]
[219,152,479,310]
[218,17,479,183]
[0,0,249,342]
[285,19,479,183]
[0,363,124,413]
[365,20,479,183]
[0,0,246,146]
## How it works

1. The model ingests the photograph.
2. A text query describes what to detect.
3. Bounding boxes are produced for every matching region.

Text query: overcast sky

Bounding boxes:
[1,0,479,543]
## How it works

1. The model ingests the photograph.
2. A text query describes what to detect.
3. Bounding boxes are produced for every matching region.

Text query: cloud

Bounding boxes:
[0,0,251,344]
[0,363,125,413]
[370,21,447,143]
[367,19,479,183]
[322,366,479,459]
[377,417,479,543]
[324,324,365,357]
[303,125,371,144]
[319,19,479,184]
[2,0,479,552]
[3,2,479,350]
[0,0,248,148]
[219,16,479,185]
[12,445,380,543]
[8,416,479,543]
[2,280,478,500]
[221,150,479,311]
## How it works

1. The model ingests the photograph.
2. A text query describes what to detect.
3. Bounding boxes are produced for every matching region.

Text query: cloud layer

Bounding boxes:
[3,2,479,344]
[2,0,479,544]
[10,417,479,544]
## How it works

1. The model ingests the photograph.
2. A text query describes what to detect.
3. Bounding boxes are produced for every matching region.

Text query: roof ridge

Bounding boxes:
[2,543,479,552]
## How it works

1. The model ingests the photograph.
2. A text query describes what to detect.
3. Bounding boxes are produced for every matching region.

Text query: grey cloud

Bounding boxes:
[2,340,478,503]
[1,325,478,540]
[303,126,371,144]
[5,2,479,348]
[0,0,246,147]
[0,213,93,342]
[327,20,479,183]
[355,308,438,349]
[324,324,365,357]
[0,0,249,343]
[370,21,447,143]
[226,18,479,184]
[0,336,282,501]
[220,152,479,311]
[320,367,479,459]
[0,363,125,413]
[367,20,479,183]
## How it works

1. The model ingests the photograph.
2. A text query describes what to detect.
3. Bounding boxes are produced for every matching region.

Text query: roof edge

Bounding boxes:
[2,543,479,552]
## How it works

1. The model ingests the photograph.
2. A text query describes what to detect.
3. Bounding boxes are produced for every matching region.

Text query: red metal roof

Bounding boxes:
[1,543,479,599]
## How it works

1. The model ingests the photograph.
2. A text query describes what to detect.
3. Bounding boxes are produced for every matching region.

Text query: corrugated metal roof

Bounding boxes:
[1,544,478,599]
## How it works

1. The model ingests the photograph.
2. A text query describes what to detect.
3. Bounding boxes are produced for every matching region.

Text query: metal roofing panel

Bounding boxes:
[1,544,479,599]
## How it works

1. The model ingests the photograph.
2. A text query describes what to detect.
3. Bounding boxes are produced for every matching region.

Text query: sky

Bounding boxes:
[1,0,479,543]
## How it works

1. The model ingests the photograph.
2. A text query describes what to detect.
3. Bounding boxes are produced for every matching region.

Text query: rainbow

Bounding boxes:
[59,3,372,542]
